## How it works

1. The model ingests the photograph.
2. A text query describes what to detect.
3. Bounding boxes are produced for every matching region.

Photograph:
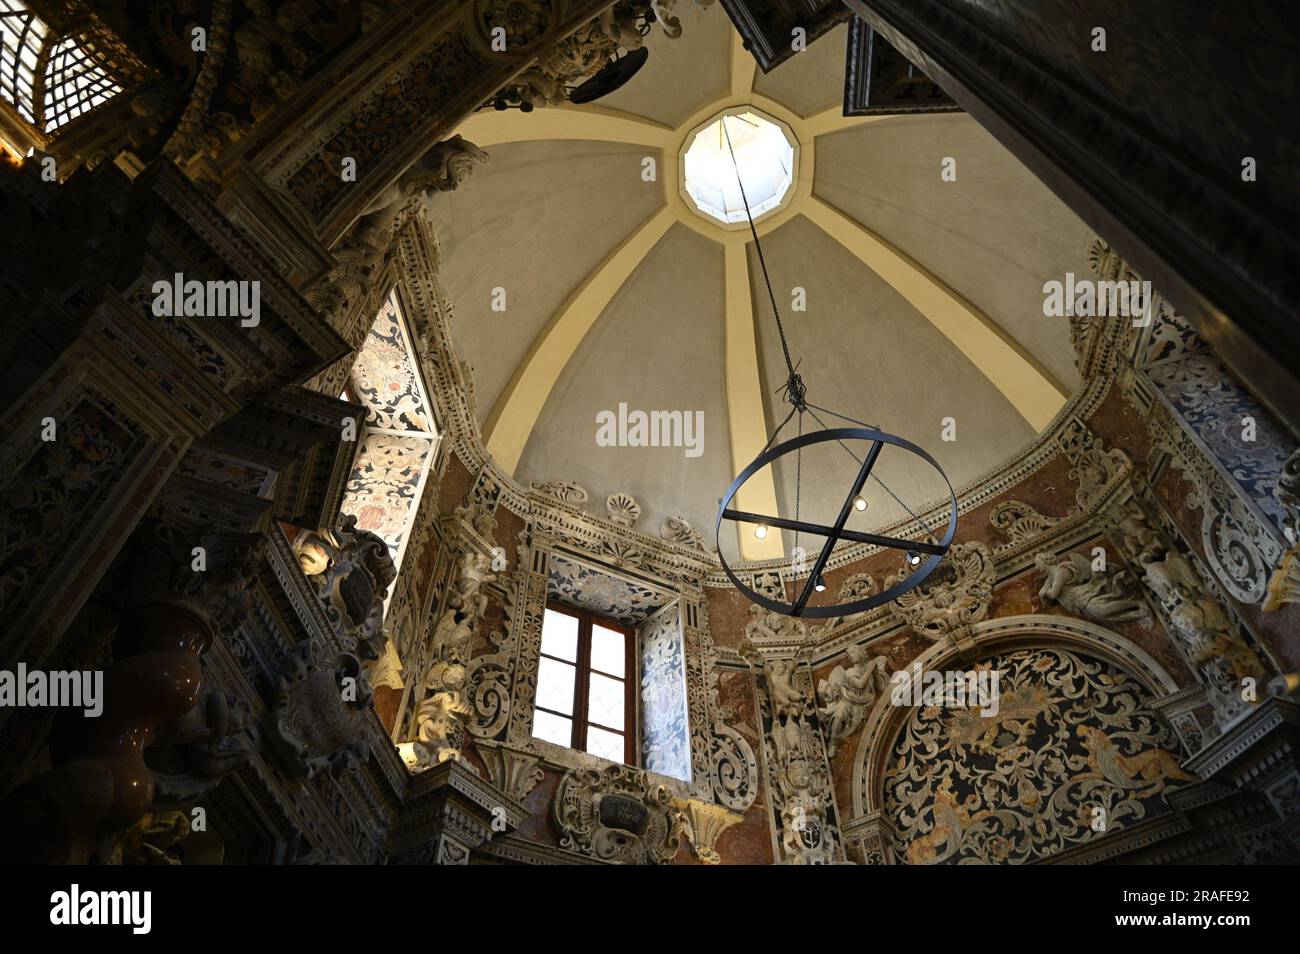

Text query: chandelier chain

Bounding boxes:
[721,116,801,397]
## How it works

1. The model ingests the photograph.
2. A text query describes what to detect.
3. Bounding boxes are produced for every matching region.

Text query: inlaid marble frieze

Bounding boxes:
[641,604,692,782]
[884,648,1193,864]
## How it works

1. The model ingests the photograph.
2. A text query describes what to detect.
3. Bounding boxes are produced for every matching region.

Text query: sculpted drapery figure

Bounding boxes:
[1035,550,1152,625]
[816,645,889,756]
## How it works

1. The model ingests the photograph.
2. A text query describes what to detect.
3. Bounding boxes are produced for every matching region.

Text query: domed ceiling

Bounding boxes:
[433,4,1096,562]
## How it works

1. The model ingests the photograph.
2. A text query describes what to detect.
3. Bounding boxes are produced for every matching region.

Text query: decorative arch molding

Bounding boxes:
[849,613,1185,818]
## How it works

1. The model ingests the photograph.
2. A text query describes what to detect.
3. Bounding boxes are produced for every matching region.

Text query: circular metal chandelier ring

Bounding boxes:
[715,426,958,619]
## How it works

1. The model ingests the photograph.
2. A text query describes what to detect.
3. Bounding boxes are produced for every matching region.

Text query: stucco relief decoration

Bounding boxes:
[404,539,503,768]
[606,492,641,528]
[709,721,758,812]
[1057,418,1129,511]
[673,798,742,865]
[412,660,472,766]
[1198,493,1281,606]
[1035,550,1152,626]
[147,690,255,804]
[432,550,497,664]
[1151,409,1285,605]
[887,542,995,642]
[761,658,838,864]
[816,645,889,757]
[810,573,879,636]
[309,136,488,319]
[885,648,1194,864]
[660,514,708,550]
[1078,236,1172,367]
[1111,503,1269,727]
[292,516,396,660]
[271,641,374,779]
[1265,449,1300,610]
[554,765,684,864]
[477,0,557,51]
[490,1,672,110]
[989,500,1064,548]
[744,604,808,648]
[529,480,589,505]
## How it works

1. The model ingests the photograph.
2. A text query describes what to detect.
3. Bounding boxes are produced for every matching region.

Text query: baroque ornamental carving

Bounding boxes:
[412,661,472,767]
[887,542,996,642]
[673,797,743,864]
[989,499,1064,548]
[1110,503,1268,728]
[744,603,809,648]
[1147,404,1283,606]
[292,515,396,661]
[1265,448,1300,610]
[308,136,488,318]
[606,491,641,527]
[148,690,255,805]
[487,0,682,109]
[476,0,559,51]
[271,642,373,779]
[554,765,685,864]
[660,514,708,549]
[759,658,840,864]
[709,721,759,812]
[816,645,889,757]
[1056,418,1130,511]
[1035,550,1152,626]
[529,479,589,504]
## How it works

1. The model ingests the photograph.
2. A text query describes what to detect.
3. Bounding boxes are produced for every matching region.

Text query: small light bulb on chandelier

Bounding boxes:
[906,550,921,566]
[814,575,826,593]
[853,495,867,512]
[754,524,768,540]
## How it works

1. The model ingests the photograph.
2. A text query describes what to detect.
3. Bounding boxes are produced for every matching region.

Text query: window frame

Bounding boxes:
[534,601,637,765]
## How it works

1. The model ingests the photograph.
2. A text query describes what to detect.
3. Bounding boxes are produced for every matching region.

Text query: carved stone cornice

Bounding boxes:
[1184,697,1300,784]
[390,757,527,864]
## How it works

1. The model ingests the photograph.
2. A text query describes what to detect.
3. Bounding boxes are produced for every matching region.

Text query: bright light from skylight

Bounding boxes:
[682,109,796,227]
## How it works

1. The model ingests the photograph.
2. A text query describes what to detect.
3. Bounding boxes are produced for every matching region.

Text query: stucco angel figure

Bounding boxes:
[745,604,807,643]
[345,135,488,252]
[322,136,487,297]
[1035,551,1151,625]
[816,645,890,756]
[766,658,807,722]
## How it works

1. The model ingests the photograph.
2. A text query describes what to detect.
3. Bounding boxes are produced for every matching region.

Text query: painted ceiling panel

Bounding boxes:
[517,224,731,541]
[746,214,1035,550]
[752,22,848,118]
[815,113,1090,391]
[596,3,732,127]
[429,139,665,426]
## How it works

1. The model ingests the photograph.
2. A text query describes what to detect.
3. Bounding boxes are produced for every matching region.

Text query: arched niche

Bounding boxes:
[848,614,1192,864]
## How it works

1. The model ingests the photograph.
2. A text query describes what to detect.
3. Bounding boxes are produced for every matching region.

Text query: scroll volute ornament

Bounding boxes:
[271,641,373,778]
[886,541,995,642]
[554,765,685,864]
[1264,448,1300,611]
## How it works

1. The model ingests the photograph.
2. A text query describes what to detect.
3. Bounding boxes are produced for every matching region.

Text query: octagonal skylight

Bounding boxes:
[682,109,796,227]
